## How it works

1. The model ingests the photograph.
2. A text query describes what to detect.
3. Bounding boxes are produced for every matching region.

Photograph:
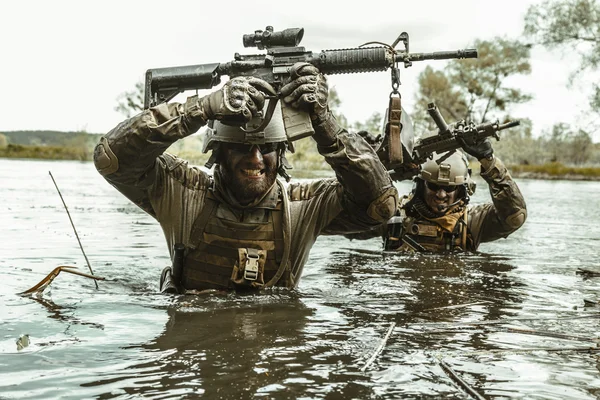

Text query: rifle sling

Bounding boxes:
[387,96,403,167]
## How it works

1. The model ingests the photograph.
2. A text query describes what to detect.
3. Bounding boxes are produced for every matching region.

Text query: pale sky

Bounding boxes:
[1,0,597,140]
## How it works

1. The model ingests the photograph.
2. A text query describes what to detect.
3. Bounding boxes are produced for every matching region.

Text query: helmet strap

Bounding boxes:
[277,144,292,182]
[204,143,221,169]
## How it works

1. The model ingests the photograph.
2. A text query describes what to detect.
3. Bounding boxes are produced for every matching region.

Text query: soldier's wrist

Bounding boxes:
[183,95,209,132]
[479,154,495,171]
[312,110,341,147]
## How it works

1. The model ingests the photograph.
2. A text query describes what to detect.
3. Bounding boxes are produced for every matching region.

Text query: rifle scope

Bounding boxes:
[243,26,304,50]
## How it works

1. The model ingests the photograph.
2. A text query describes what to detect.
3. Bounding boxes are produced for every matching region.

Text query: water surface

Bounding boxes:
[1,159,600,399]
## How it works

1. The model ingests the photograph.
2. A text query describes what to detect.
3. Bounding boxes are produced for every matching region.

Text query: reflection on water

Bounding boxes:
[2,159,600,399]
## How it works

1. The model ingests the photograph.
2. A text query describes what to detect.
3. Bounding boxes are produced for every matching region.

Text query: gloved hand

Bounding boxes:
[280,62,329,120]
[357,130,382,149]
[458,136,494,160]
[199,76,277,123]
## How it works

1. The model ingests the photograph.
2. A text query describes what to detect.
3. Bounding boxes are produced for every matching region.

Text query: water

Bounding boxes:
[1,158,600,399]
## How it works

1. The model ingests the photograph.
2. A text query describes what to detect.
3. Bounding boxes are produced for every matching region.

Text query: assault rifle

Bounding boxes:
[144,26,477,151]
[384,102,520,181]
[416,102,520,163]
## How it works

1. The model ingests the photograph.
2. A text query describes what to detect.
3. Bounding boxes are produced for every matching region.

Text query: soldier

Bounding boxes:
[349,138,527,252]
[93,62,398,293]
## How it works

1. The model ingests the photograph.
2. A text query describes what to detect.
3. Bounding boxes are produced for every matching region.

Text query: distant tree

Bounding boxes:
[545,122,571,162]
[352,112,383,135]
[115,81,145,118]
[540,122,594,164]
[412,66,469,132]
[0,133,8,147]
[524,0,600,114]
[327,86,348,127]
[493,118,540,165]
[413,38,532,130]
[566,129,594,164]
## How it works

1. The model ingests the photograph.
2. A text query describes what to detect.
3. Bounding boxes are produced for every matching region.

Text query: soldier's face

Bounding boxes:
[424,181,459,213]
[220,143,279,205]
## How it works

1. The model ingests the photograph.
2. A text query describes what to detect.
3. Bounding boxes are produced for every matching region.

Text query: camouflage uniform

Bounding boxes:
[349,156,526,252]
[94,102,398,290]
[463,156,527,250]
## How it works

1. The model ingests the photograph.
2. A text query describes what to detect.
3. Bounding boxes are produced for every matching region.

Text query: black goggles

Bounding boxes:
[425,181,459,193]
[227,142,280,154]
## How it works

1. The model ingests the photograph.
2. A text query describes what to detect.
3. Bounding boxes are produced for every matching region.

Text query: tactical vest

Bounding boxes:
[181,182,291,291]
[385,201,469,252]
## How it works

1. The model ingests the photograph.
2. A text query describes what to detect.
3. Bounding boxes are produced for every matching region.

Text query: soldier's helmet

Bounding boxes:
[417,150,476,197]
[202,99,288,154]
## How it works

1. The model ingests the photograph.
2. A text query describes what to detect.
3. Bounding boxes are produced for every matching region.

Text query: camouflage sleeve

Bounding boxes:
[467,156,527,248]
[93,99,205,215]
[312,113,398,232]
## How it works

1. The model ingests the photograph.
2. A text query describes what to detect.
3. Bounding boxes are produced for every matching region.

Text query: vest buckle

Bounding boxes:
[244,248,260,281]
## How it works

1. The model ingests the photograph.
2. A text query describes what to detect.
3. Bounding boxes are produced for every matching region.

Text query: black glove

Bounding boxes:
[199,76,277,123]
[357,130,382,149]
[458,136,494,160]
[280,62,328,120]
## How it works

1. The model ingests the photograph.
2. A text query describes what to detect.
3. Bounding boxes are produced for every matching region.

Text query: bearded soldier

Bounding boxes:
[94,63,398,292]
[348,137,526,252]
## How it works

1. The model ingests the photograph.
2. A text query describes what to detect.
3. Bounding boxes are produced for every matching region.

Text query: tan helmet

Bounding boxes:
[202,99,288,153]
[418,150,476,196]
[419,151,469,185]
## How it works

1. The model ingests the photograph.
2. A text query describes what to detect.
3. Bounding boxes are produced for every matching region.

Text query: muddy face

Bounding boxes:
[219,143,279,205]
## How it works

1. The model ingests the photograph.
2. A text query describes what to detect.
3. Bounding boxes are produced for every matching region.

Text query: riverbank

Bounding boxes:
[2,147,600,181]
[0,144,90,161]
[508,162,600,181]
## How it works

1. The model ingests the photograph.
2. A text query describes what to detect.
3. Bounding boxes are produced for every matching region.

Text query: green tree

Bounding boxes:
[412,66,469,132]
[523,0,600,113]
[539,122,594,164]
[413,38,532,129]
[115,81,145,118]
[352,112,383,134]
[493,118,541,165]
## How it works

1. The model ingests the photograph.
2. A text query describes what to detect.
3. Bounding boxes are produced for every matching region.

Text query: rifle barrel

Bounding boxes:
[498,120,520,130]
[398,48,478,63]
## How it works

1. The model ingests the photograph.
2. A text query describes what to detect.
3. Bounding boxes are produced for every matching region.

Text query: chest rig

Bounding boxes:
[181,182,291,291]
[385,202,469,252]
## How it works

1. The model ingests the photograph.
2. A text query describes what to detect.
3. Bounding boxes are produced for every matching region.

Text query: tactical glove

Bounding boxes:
[198,76,277,123]
[458,136,494,160]
[280,62,329,120]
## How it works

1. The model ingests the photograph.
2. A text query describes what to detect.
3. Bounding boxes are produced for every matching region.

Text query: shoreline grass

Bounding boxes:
[0,144,91,161]
[508,162,600,181]
[2,145,600,181]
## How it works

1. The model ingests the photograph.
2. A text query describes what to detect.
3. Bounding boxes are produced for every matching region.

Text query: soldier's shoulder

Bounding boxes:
[286,178,338,201]
[158,153,211,190]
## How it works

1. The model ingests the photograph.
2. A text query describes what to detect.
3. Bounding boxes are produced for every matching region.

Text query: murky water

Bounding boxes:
[1,158,600,399]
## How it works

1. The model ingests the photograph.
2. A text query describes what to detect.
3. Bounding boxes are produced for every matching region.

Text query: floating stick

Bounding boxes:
[494,326,600,343]
[49,171,98,289]
[439,360,486,400]
[19,266,105,296]
[361,322,396,371]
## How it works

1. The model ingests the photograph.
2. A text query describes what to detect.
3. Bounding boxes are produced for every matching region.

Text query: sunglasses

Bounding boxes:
[425,181,459,193]
[226,143,280,155]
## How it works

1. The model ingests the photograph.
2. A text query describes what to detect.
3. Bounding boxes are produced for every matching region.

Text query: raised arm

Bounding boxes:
[280,63,398,233]
[461,139,527,247]
[93,77,276,214]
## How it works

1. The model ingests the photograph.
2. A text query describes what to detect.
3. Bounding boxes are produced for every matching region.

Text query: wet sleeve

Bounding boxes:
[93,100,205,216]
[311,114,398,233]
[468,156,527,248]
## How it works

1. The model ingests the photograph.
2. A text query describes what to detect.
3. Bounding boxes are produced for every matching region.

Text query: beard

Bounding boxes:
[218,160,278,205]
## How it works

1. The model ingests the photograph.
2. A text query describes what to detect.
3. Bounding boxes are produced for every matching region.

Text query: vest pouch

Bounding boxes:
[231,248,266,288]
